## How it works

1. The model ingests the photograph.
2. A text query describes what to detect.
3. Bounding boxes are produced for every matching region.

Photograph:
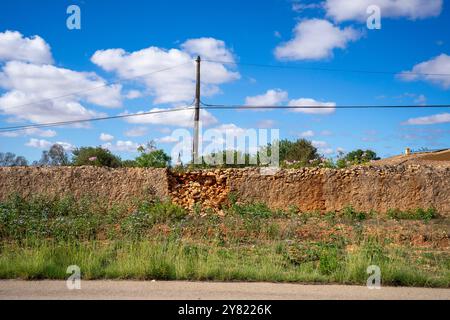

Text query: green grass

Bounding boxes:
[387,208,438,221]
[0,240,448,287]
[0,195,448,287]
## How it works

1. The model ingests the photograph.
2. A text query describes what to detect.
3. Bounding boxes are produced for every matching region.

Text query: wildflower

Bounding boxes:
[88,156,97,162]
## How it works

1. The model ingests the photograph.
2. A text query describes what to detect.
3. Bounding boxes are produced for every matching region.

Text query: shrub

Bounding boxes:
[121,201,186,238]
[342,206,367,221]
[135,145,171,168]
[229,202,275,218]
[72,147,122,168]
[387,208,437,221]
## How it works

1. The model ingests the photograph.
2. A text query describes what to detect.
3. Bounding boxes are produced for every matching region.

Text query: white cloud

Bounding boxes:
[288,98,336,114]
[325,0,443,22]
[0,30,53,64]
[321,148,334,155]
[312,140,329,148]
[398,54,450,89]
[245,89,288,106]
[25,138,52,149]
[402,113,450,125]
[25,138,74,151]
[156,135,179,144]
[123,107,218,127]
[300,130,315,137]
[414,94,427,106]
[274,19,361,61]
[292,1,323,12]
[125,90,143,99]
[124,126,148,137]
[91,38,239,105]
[181,37,235,62]
[0,61,121,124]
[99,133,114,142]
[311,140,336,156]
[102,140,142,153]
[256,119,276,128]
[0,127,56,138]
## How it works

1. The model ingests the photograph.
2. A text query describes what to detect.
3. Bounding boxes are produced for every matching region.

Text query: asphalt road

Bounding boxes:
[0,280,449,300]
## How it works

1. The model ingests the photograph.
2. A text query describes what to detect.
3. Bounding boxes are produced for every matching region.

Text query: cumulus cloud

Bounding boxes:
[181,37,235,62]
[245,89,288,106]
[256,119,276,129]
[102,140,142,153]
[124,126,148,137]
[122,107,218,127]
[125,90,143,99]
[99,133,114,142]
[325,0,443,22]
[312,140,329,148]
[0,127,56,138]
[275,19,361,61]
[25,138,74,151]
[300,130,315,137]
[0,30,53,64]
[156,135,180,144]
[402,113,450,125]
[288,98,336,114]
[398,54,450,89]
[91,38,239,105]
[0,61,121,124]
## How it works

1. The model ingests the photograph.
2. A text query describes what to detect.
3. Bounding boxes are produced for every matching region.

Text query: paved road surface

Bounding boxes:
[0,280,449,300]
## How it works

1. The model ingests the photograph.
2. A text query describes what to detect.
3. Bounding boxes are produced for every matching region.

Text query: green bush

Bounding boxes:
[342,206,368,221]
[72,147,122,168]
[135,148,171,168]
[229,202,275,218]
[121,201,187,238]
[387,208,437,221]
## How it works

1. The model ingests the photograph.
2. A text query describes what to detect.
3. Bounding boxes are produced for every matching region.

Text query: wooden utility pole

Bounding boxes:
[193,56,201,164]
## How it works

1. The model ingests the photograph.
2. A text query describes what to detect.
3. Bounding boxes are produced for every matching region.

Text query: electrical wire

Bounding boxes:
[0,62,192,113]
[0,106,194,133]
[200,103,450,109]
[202,59,450,77]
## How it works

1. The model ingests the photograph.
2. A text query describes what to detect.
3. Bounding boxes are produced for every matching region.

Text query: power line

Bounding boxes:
[0,62,192,113]
[0,106,194,133]
[2,103,450,133]
[201,103,450,110]
[203,59,450,77]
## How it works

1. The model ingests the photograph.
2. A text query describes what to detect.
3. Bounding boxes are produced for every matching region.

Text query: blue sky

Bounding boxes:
[0,0,449,162]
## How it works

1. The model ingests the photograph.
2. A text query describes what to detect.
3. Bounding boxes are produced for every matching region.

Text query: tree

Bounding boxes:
[278,139,319,164]
[121,159,138,167]
[0,152,28,166]
[34,144,69,166]
[72,147,122,168]
[134,142,171,168]
[336,149,379,167]
[48,144,69,165]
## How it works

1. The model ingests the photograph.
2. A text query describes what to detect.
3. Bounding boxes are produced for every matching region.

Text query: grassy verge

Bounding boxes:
[0,195,448,287]
[0,240,448,287]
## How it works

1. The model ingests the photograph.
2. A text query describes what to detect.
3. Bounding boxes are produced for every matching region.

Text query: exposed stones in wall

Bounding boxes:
[169,170,229,212]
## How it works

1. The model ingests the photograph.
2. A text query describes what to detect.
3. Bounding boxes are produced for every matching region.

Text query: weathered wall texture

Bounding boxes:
[0,165,449,215]
[226,165,450,215]
[0,166,169,204]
